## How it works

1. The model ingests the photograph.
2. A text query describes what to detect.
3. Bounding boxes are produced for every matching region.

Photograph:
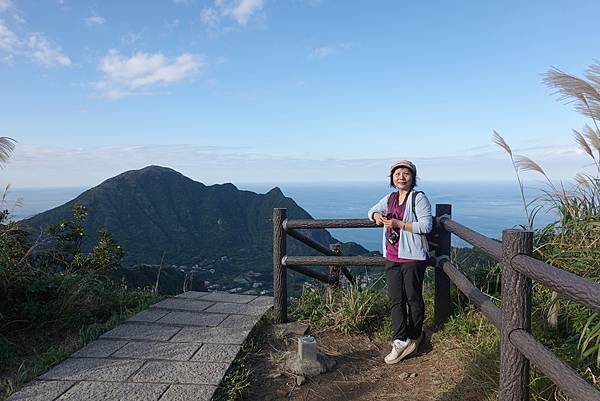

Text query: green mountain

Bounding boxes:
[22,166,368,290]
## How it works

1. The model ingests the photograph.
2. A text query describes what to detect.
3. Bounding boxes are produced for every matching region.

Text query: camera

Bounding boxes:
[387,230,399,245]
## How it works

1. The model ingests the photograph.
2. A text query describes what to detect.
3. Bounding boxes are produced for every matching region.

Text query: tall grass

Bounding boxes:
[492,61,600,399]
[291,280,390,336]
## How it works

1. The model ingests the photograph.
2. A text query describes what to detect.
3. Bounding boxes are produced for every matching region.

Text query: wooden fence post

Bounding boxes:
[328,243,342,285]
[434,204,452,328]
[273,208,287,323]
[500,229,533,401]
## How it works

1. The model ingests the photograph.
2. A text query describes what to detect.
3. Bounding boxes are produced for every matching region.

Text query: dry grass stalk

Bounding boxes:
[0,137,16,167]
[492,131,512,156]
[583,124,600,154]
[573,130,595,159]
[514,155,547,177]
[544,67,600,121]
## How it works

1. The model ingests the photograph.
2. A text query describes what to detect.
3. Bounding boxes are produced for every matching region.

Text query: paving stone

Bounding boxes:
[174,291,209,300]
[101,323,181,341]
[157,311,227,327]
[130,361,229,385]
[218,314,260,329]
[56,382,168,401]
[6,380,75,401]
[249,296,274,308]
[112,341,200,361]
[204,302,268,316]
[200,292,257,303]
[159,384,217,401]
[191,343,241,364]
[71,340,128,358]
[150,299,214,312]
[170,326,251,344]
[128,309,169,323]
[39,358,144,381]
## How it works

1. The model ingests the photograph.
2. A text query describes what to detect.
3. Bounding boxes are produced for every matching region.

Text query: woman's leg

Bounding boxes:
[402,261,426,340]
[386,261,408,341]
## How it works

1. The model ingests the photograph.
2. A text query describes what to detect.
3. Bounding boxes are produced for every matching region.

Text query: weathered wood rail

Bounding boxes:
[272,205,600,401]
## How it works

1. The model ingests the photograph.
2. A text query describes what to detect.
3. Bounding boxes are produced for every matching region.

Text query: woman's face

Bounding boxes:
[392,167,413,191]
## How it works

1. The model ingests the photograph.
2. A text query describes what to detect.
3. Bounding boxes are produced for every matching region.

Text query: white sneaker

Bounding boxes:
[384,339,412,364]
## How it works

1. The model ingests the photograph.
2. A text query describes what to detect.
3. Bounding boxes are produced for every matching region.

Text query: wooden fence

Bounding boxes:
[272,205,600,401]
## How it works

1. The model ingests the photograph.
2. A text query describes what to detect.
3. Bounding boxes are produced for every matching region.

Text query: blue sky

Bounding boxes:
[1,0,600,187]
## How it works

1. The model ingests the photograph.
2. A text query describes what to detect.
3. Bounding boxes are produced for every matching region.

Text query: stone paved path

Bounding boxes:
[7,291,273,401]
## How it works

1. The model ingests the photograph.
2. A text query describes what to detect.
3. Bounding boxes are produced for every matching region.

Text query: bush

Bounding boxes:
[290,280,390,337]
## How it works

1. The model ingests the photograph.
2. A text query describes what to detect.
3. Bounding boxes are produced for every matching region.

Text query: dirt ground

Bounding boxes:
[245,325,498,401]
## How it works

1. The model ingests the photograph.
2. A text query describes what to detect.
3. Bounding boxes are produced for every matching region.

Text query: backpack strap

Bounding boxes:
[411,191,423,221]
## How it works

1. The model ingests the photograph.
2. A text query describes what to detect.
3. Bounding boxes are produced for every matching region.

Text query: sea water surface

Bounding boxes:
[5,181,557,251]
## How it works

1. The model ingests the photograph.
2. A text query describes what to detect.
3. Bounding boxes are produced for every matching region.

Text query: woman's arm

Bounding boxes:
[368,195,389,223]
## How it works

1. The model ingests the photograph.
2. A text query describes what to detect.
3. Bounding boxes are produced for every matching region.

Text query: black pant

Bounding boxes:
[385,260,426,341]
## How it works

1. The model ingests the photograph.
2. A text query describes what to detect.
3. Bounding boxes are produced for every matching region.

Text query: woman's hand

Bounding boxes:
[373,213,406,230]
[384,218,404,230]
[373,212,386,226]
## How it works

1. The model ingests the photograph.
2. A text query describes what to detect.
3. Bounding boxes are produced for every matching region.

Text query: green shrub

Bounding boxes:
[290,281,390,337]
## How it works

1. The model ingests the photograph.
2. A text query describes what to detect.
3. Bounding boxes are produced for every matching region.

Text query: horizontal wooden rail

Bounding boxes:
[284,218,377,229]
[439,259,501,329]
[282,255,385,266]
[439,217,502,260]
[510,329,600,401]
[285,228,355,284]
[511,254,600,314]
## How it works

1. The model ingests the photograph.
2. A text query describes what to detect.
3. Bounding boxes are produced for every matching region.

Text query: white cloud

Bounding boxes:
[84,15,105,26]
[220,0,264,25]
[0,19,18,53]
[91,49,203,98]
[3,142,595,188]
[0,0,11,13]
[201,7,219,28]
[201,0,265,29]
[121,32,142,46]
[0,20,71,67]
[312,43,351,58]
[26,33,71,67]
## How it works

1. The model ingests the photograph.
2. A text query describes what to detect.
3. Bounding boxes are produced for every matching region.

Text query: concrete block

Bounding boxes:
[174,291,209,299]
[170,326,250,344]
[200,292,257,304]
[150,299,214,312]
[218,314,260,329]
[127,309,169,323]
[157,311,227,327]
[6,380,74,401]
[72,340,127,358]
[56,381,168,401]
[101,323,180,341]
[158,384,217,401]
[191,343,241,364]
[298,336,317,361]
[112,341,200,361]
[129,361,229,385]
[39,358,144,381]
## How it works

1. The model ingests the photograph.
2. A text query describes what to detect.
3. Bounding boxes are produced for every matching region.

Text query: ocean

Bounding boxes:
[4,181,556,250]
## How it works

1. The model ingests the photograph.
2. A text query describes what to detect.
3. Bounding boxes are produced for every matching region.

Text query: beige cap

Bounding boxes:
[389,160,417,175]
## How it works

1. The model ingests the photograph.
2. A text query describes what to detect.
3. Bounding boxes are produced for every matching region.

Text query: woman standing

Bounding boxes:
[368,160,432,364]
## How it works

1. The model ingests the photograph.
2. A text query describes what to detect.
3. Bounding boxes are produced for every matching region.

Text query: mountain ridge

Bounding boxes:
[22,166,368,269]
